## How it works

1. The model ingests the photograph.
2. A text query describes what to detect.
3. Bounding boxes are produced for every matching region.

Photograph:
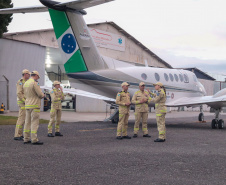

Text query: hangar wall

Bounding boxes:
[89,24,166,67]
[0,39,46,111]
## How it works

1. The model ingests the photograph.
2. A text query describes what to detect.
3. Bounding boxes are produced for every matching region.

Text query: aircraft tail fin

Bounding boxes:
[0,0,114,73]
[45,0,114,73]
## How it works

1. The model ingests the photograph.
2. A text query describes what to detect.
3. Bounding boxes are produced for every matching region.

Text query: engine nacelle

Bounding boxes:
[213,88,226,98]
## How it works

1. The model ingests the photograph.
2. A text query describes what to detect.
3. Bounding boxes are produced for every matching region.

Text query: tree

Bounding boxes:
[0,0,13,38]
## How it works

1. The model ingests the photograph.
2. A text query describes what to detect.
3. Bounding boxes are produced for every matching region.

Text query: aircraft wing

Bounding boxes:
[0,6,47,14]
[41,86,115,103]
[166,95,226,109]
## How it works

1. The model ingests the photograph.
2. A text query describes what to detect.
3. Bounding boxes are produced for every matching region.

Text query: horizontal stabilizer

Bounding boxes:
[56,0,114,10]
[0,5,47,14]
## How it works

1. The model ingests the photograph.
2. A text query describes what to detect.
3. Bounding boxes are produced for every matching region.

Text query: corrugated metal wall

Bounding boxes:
[0,39,46,111]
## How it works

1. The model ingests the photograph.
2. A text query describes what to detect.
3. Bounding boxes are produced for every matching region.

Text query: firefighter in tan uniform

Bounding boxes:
[23,71,44,145]
[115,82,131,140]
[132,82,152,138]
[47,81,64,137]
[14,69,30,141]
[148,82,167,142]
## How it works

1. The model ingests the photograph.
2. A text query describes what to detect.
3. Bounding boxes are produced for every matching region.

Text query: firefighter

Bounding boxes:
[47,81,64,137]
[147,82,167,142]
[115,82,131,140]
[132,82,152,138]
[14,69,30,141]
[23,71,44,145]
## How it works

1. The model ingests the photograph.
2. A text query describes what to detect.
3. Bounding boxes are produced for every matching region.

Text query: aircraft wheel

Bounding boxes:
[112,117,119,124]
[211,119,217,129]
[218,119,224,129]
[198,113,204,122]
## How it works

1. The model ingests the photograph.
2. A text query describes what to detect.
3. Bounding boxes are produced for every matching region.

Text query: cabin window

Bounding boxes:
[184,74,189,83]
[169,73,174,81]
[164,73,169,81]
[193,75,198,82]
[174,74,179,82]
[155,73,160,81]
[141,73,147,80]
[179,74,184,82]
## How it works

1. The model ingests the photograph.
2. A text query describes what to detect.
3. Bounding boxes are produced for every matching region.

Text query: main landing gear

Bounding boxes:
[198,106,224,129]
[211,109,224,129]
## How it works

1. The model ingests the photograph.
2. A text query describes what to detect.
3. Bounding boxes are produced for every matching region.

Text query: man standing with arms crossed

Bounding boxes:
[132,82,152,138]
[23,71,44,145]
[14,69,30,141]
[47,81,64,137]
[115,82,131,140]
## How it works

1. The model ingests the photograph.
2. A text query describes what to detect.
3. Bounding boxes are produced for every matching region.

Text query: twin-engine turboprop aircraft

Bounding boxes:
[1,0,226,129]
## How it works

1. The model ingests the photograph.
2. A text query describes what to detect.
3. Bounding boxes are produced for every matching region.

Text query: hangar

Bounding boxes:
[0,21,172,112]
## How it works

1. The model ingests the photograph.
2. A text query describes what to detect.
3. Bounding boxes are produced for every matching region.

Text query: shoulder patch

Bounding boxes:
[51,91,54,94]
[19,83,22,85]
[157,93,160,96]
[118,94,120,96]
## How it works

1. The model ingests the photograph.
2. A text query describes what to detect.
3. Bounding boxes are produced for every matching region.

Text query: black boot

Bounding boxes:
[55,132,63,136]
[24,141,31,144]
[143,134,151,138]
[122,135,131,139]
[116,136,123,140]
[154,138,165,142]
[32,141,44,145]
[47,133,54,137]
[14,137,23,141]
[133,134,138,138]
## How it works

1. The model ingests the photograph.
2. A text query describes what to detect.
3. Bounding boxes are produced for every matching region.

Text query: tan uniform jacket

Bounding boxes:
[23,78,44,109]
[116,91,131,114]
[150,89,167,115]
[16,78,26,107]
[50,88,64,110]
[132,90,151,112]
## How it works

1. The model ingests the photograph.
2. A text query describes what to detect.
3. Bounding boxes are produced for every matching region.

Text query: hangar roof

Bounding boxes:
[177,67,216,81]
[4,21,172,69]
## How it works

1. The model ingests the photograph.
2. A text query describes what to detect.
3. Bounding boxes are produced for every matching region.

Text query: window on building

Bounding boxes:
[169,73,174,81]
[155,73,160,81]
[174,74,179,82]
[179,74,184,82]
[164,73,169,81]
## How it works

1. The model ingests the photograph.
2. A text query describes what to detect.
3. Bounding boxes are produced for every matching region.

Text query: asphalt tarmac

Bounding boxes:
[1,114,226,185]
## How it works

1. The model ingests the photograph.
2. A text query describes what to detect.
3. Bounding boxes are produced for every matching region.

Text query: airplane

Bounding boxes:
[1,0,226,129]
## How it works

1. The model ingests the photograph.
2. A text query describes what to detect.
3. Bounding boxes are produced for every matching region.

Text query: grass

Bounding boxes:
[0,115,49,125]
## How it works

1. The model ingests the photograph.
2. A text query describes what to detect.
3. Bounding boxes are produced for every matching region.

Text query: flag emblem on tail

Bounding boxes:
[61,33,77,54]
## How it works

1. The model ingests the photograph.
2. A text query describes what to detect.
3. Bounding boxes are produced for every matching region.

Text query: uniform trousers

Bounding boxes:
[117,113,129,136]
[48,108,62,133]
[134,112,148,135]
[14,106,26,137]
[156,113,166,139]
[24,109,40,143]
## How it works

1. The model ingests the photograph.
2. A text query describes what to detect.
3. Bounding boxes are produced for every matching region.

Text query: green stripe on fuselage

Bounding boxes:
[64,49,87,73]
[48,9,70,39]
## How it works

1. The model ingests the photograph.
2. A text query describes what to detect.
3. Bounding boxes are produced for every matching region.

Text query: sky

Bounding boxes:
[6,0,226,74]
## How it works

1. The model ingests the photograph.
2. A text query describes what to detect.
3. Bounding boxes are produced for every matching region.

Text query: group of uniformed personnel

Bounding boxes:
[116,81,167,142]
[14,69,64,145]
